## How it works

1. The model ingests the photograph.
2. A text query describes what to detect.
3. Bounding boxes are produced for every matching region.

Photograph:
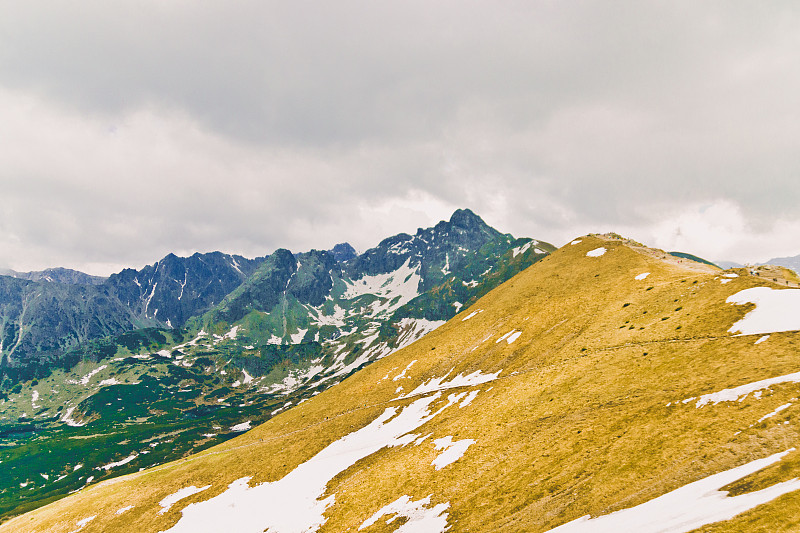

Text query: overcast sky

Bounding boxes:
[1,1,799,275]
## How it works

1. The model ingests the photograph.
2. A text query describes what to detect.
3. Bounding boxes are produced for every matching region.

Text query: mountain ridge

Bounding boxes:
[4,233,800,531]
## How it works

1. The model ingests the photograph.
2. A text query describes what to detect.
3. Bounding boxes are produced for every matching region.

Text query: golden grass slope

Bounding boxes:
[4,235,800,532]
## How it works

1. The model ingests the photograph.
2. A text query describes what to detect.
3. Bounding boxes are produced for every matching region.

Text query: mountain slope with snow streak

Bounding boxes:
[6,233,800,532]
[0,209,553,521]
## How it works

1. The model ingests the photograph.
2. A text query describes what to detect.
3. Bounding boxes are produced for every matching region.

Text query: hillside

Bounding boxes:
[0,210,554,520]
[4,234,800,532]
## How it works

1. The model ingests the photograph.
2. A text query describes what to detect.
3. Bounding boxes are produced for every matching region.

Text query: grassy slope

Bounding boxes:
[4,235,800,532]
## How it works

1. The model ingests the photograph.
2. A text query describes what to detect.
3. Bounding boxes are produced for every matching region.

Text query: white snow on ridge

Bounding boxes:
[512,242,532,258]
[461,309,483,321]
[394,318,446,352]
[69,515,96,533]
[291,328,308,344]
[545,449,800,533]
[161,392,465,533]
[757,403,791,424]
[693,371,800,407]
[431,436,475,470]
[99,454,138,471]
[496,330,522,344]
[395,370,501,400]
[570,239,582,245]
[359,495,450,532]
[230,421,251,432]
[727,287,800,335]
[61,406,86,427]
[72,365,108,385]
[635,272,650,281]
[342,258,421,317]
[586,247,606,257]
[311,305,346,327]
[393,360,417,381]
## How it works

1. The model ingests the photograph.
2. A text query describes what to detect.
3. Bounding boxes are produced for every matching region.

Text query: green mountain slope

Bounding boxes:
[4,234,800,532]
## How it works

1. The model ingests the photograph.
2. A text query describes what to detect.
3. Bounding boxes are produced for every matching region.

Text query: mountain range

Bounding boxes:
[0,209,555,521]
[4,232,800,532]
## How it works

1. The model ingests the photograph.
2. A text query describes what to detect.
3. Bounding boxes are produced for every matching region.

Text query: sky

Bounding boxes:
[1,1,800,275]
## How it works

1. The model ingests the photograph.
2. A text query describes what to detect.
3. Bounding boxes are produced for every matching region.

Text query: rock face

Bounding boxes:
[0,276,137,380]
[0,209,552,387]
[105,251,266,328]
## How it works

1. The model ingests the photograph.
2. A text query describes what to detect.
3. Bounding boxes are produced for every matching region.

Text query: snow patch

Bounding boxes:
[394,318,445,352]
[693,371,800,407]
[512,242,532,258]
[586,247,606,257]
[291,328,308,344]
[635,272,650,281]
[159,485,212,515]
[431,436,475,470]
[359,495,450,532]
[343,258,422,317]
[757,403,791,424]
[74,365,108,385]
[570,239,582,245]
[69,516,96,533]
[461,309,483,321]
[99,454,138,471]
[545,449,800,533]
[393,360,417,381]
[61,406,86,427]
[395,369,501,400]
[496,330,521,344]
[727,287,800,335]
[230,421,252,432]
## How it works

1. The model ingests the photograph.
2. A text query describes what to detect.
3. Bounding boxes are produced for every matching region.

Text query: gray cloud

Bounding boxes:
[1,2,800,273]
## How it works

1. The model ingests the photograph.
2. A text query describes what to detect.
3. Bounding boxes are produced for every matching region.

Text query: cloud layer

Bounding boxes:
[1,2,799,274]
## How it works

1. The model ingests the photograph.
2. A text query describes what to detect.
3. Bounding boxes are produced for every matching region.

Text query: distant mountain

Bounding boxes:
[0,209,555,517]
[105,251,267,329]
[0,267,106,285]
[714,260,745,270]
[763,253,800,274]
[0,277,140,380]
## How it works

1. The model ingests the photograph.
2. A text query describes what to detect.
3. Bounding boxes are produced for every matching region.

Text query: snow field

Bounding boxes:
[727,287,800,335]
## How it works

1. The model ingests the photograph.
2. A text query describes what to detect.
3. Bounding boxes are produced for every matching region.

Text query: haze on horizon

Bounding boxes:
[1,2,800,276]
